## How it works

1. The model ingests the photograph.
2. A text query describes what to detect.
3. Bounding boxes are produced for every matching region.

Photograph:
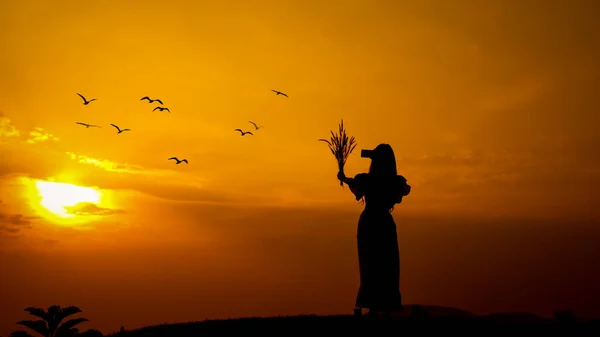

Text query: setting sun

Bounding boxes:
[35,181,102,218]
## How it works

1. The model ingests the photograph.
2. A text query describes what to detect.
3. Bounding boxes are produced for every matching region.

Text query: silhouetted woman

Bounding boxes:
[337,144,411,317]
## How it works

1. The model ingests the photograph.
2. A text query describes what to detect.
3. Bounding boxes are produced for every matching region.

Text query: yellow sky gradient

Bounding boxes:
[1,0,599,334]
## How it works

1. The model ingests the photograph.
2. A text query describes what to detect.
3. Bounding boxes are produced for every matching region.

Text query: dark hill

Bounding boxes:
[104,305,600,337]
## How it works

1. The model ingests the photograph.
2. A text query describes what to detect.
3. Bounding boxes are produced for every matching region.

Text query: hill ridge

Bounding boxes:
[103,305,599,337]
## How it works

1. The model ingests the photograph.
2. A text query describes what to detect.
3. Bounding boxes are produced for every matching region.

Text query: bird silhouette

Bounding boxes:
[153,106,170,113]
[110,124,131,134]
[234,129,253,136]
[168,157,188,164]
[140,96,163,105]
[77,93,97,105]
[271,90,289,98]
[249,121,263,130]
[76,122,101,128]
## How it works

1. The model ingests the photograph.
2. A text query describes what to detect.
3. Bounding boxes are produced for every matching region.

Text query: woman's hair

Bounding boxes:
[366,144,406,212]
[368,143,398,177]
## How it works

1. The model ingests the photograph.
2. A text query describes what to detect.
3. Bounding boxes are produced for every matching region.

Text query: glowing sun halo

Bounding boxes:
[35,181,102,218]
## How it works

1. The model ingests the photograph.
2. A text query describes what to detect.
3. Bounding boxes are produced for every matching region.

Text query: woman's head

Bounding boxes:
[368,143,397,177]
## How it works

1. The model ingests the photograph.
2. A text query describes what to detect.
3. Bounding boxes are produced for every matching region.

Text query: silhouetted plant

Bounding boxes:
[319,119,357,186]
[16,305,89,337]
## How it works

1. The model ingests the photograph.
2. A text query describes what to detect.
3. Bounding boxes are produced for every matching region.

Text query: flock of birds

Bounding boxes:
[74,90,289,165]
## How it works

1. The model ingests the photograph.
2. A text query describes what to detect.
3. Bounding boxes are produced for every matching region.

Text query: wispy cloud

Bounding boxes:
[0,212,40,235]
[63,151,224,203]
[396,149,536,194]
[401,149,534,168]
[63,202,125,216]
[474,76,551,113]
[26,127,60,144]
[0,117,20,138]
[65,152,146,174]
[0,226,20,234]
[64,151,207,182]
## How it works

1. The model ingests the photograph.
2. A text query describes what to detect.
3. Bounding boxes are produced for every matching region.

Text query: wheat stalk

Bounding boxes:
[319,119,357,186]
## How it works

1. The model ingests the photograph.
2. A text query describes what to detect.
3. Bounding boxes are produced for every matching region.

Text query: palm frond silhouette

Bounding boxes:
[16,305,88,337]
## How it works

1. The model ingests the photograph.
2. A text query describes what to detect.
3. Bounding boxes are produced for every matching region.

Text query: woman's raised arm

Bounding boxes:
[338,172,367,201]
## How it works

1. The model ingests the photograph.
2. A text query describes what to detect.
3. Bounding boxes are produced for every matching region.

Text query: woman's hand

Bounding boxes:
[337,171,346,182]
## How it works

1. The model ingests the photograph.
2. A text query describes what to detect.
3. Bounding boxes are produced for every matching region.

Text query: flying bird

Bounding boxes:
[248,121,263,130]
[153,106,170,113]
[76,122,101,128]
[77,93,97,105]
[271,90,289,98]
[140,96,163,105]
[168,157,188,164]
[234,129,253,136]
[110,124,131,134]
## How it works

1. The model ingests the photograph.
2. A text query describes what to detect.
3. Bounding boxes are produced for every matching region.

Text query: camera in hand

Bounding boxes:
[361,149,373,158]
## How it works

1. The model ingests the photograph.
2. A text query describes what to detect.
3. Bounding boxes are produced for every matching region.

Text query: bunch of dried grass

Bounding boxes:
[319,119,357,186]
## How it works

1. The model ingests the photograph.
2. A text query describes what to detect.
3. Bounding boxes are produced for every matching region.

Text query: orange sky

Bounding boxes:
[1,0,599,334]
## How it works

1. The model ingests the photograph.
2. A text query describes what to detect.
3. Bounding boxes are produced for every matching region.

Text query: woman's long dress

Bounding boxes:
[347,173,410,311]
